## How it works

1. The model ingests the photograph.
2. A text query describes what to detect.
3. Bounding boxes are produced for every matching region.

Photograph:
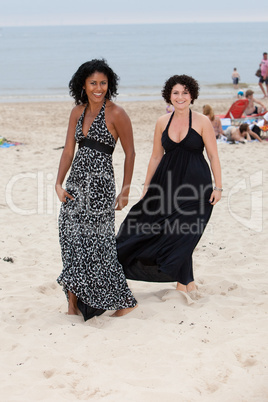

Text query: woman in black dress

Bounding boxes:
[116,75,222,293]
[55,59,137,320]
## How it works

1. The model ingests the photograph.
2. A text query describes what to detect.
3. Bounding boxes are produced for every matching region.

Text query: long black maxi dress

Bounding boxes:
[57,101,137,320]
[116,110,213,285]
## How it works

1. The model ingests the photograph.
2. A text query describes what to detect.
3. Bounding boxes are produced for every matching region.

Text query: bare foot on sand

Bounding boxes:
[68,306,80,315]
[176,282,187,292]
[176,281,197,293]
[186,281,197,292]
[67,290,79,315]
[111,304,138,317]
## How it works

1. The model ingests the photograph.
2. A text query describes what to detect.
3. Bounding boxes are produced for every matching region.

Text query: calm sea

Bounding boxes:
[0,22,267,102]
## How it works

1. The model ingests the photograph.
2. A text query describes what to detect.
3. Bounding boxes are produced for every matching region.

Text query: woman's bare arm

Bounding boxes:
[55,107,80,202]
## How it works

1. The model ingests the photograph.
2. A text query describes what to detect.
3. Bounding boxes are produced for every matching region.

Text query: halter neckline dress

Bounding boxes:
[116,109,213,284]
[57,100,137,320]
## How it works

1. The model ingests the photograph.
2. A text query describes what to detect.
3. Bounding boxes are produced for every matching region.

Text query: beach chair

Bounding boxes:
[224,99,249,119]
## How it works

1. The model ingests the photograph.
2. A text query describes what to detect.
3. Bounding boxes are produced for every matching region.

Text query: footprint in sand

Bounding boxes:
[162,290,196,305]
[43,370,55,379]
[36,283,57,295]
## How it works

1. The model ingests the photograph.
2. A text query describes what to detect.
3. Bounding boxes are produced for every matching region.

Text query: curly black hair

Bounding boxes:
[69,59,119,105]
[162,74,199,105]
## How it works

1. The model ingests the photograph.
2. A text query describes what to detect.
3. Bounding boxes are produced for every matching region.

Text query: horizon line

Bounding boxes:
[0,20,267,28]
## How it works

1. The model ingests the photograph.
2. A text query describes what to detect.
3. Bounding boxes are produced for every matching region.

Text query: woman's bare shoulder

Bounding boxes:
[194,110,214,123]
[192,110,205,119]
[156,113,171,129]
[105,100,128,118]
[70,104,86,119]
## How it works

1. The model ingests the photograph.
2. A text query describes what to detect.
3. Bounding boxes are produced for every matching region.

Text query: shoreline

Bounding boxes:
[0,81,264,105]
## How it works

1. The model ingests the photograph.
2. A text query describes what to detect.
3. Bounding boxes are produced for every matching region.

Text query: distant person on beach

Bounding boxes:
[55,59,137,321]
[249,111,268,138]
[252,111,268,128]
[116,74,222,294]
[232,68,240,89]
[244,89,267,115]
[202,104,225,139]
[224,123,263,143]
[237,90,244,99]
[259,52,268,98]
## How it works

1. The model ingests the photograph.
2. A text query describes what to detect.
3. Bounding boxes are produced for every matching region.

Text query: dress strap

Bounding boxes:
[166,109,191,131]
[100,99,106,115]
[166,111,174,131]
[79,104,87,120]
[189,109,192,128]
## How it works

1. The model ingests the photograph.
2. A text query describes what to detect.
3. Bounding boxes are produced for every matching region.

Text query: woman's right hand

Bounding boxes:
[55,184,74,203]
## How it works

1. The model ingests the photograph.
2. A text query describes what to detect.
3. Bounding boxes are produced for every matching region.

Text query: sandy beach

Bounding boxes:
[1,97,268,401]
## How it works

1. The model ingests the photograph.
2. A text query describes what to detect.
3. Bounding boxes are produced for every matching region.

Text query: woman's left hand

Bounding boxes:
[209,189,222,205]
[115,192,129,210]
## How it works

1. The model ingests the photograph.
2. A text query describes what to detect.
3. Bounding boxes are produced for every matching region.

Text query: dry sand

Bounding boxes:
[1,97,268,401]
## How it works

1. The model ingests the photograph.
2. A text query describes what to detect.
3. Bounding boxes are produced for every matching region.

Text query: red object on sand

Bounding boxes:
[224,99,249,119]
[246,111,267,118]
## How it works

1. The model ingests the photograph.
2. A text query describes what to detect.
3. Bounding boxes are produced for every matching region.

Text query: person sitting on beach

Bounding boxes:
[249,111,268,138]
[203,104,225,139]
[253,111,268,128]
[224,123,263,143]
[232,68,240,89]
[244,89,267,116]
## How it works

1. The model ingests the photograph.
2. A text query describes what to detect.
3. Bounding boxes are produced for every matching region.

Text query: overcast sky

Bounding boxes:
[1,0,268,26]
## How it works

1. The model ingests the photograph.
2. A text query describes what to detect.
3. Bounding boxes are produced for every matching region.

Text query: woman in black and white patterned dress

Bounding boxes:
[55,59,137,320]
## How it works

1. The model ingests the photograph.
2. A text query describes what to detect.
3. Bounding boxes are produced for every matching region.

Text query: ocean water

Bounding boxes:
[0,22,268,102]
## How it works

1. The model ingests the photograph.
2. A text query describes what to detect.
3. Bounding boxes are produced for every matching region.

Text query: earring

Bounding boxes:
[81,88,85,98]
[108,89,111,99]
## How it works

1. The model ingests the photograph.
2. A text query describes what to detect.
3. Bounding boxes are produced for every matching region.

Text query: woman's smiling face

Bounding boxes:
[170,84,192,109]
[83,72,108,103]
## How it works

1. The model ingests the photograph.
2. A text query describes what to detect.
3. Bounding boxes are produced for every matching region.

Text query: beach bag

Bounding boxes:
[255,68,261,77]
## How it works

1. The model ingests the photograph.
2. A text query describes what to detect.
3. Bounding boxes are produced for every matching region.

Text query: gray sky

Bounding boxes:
[1,0,268,26]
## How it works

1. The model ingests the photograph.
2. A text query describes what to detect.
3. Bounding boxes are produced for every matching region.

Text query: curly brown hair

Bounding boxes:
[162,74,199,105]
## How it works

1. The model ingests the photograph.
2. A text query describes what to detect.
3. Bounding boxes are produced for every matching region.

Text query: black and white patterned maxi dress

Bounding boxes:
[57,100,137,320]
